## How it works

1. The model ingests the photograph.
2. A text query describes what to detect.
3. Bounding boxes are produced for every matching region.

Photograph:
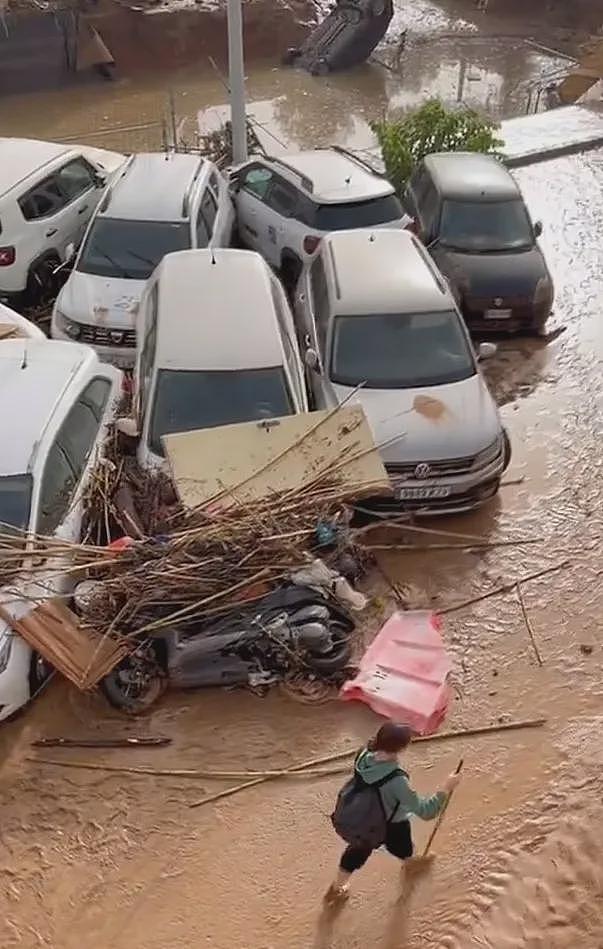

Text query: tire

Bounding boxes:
[25,255,60,307]
[304,638,352,673]
[502,428,512,471]
[28,651,52,696]
[101,657,167,713]
[280,255,302,299]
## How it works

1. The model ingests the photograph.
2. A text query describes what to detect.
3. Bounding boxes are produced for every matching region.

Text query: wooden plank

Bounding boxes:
[163,405,390,512]
[0,600,128,689]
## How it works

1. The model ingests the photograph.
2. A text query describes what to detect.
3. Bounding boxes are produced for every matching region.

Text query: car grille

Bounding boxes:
[386,455,476,480]
[78,323,136,348]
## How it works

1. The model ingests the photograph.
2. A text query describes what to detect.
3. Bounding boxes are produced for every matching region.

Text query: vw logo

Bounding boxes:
[414,463,431,480]
[493,297,503,307]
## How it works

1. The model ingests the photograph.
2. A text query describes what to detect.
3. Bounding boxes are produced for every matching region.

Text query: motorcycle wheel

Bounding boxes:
[304,638,352,673]
[101,656,167,714]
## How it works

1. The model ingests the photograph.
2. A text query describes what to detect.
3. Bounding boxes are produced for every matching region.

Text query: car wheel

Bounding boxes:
[25,256,60,307]
[28,651,52,697]
[304,638,352,673]
[280,255,302,299]
[100,654,167,714]
[502,428,512,471]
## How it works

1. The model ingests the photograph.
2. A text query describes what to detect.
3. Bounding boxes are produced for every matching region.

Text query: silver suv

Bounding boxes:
[295,228,511,514]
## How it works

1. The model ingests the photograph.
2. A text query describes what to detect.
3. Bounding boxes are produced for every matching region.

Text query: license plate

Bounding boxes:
[485,308,512,320]
[398,486,451,500]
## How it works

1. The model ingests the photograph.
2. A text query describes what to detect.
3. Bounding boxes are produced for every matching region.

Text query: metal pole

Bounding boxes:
[227,0,248,163]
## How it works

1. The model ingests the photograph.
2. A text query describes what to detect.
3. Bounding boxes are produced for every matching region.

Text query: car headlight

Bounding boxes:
[473,433,503,470]
[0,633,13,674]
[54,309,82,340]
[533,276,552,305]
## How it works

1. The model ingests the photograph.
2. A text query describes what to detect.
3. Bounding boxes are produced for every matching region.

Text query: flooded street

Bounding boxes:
[1,0,603,946]
[1,140,602,947]
[0,0,587,154]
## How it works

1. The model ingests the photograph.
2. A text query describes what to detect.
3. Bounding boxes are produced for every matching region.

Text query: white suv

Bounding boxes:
[294,229,511,514]
[52,152,235,368]
[231,147,405,290]
[0,339,122,721]
[0,138,125,307]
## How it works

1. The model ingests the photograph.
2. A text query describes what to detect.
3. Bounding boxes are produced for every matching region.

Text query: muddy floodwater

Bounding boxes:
[1,2,603,947]
[0,144,602,948]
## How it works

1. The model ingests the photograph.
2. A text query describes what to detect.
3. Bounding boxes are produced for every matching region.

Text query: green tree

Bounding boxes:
[371,99,503,195]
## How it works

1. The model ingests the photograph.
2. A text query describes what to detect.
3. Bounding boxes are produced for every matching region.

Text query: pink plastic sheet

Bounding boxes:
[341,611,452,735]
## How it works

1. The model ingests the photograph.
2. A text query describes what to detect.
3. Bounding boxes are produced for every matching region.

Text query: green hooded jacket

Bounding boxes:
[355,748,445,823]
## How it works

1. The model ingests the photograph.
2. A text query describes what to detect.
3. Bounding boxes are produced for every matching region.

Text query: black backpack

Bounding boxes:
[331,755,402,850]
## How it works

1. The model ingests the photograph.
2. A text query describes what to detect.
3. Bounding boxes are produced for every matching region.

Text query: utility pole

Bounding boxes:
[227,0,248,163]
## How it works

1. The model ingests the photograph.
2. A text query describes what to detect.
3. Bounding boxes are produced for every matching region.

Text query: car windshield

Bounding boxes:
[148,367,294,456]
[330,311,475,389]
[77,218,190,279]
[313,194,403,231]
[438,199,534,252]
[0,474,33,533]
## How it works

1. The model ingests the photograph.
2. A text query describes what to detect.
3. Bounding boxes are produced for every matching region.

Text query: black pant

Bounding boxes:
[340,820,413,873]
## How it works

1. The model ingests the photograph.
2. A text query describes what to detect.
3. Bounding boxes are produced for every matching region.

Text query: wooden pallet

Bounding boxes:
[0,599,129,690]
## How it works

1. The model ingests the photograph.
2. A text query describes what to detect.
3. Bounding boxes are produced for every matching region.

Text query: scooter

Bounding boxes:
[100,584,354,712]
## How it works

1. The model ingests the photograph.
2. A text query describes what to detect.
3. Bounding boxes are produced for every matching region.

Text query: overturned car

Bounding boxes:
[283,0,393,75]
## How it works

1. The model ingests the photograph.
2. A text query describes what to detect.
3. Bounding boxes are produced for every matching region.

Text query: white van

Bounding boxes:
[129,249,308,469]
[294,229,511,514]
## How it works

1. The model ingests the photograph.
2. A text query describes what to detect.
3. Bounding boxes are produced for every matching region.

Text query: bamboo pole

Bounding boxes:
[438,561,570,616]
[516,582,544,666]
[422,758,464,857]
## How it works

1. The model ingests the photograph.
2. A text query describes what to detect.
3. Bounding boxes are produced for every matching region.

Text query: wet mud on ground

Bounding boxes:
[1,145,602,947]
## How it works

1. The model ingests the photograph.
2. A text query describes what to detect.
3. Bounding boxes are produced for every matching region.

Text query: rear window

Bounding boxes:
[312,194,403,231]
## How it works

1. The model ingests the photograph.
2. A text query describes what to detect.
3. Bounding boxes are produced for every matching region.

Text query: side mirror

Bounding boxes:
[93,172,107,189]
[534,221,543,238]
[304,347,319,370]
[115,416,140,439]
[478,342,497,361]
[65,242,75,263]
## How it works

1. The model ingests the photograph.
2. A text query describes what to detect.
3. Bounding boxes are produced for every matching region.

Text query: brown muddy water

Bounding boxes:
[1,3,603,948]
[0,148,602,949]
[0,0,590,153]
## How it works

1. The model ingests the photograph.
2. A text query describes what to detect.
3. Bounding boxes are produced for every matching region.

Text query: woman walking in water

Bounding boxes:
[327,722,461,901]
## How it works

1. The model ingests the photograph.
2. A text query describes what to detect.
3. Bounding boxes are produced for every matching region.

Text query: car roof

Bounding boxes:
[323,229,453,316]
[152,249,286,370]
[423,152,519,201]
[0,302,46,340]
[0,340,92,475]
[0,137,71,199]
[100,152,210,222]
[267,148,394,204]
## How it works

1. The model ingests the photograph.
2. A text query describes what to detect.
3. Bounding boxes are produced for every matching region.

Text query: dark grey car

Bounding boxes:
[403,152,554,334]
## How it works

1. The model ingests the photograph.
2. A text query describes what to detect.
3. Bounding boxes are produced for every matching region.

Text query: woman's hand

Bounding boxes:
[443,772,462,795]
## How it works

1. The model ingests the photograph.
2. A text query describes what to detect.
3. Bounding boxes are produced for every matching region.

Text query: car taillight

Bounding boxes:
[303,235,321,255]
[0,247,15,266]
[404,220,418,235]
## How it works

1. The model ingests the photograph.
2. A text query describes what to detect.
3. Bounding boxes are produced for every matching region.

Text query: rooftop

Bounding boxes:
[153,249,286,370]
[0,340,89,475]
[423,152,519,201]
[101,152,207,222]
[0,138,70,199]
[273,149,393,204]
[324,229,452,316]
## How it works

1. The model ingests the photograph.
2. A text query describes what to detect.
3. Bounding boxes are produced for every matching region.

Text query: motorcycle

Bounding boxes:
[99,584,355,713]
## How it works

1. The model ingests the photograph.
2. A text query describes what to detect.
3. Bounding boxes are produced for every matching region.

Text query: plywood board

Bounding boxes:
[163,406,390,511]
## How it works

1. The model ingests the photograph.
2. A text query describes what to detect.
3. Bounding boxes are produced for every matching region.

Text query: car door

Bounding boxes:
[195,185,219,249]
[35,377,113,594]
[54,157,104,247]
[262,176,302,268]
[17,171,73,272]
[303,255,331,409]
[234,163,275,255]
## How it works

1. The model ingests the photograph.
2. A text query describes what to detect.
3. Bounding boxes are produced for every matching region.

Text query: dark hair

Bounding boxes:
[368,722,414,754]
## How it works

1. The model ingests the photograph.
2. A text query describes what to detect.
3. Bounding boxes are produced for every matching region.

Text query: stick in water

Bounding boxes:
[422,758,464,857]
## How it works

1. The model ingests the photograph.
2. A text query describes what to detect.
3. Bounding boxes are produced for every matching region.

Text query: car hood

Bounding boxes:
[329,375,501,463]
[56,272,145,329]
[432,244,549,298]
